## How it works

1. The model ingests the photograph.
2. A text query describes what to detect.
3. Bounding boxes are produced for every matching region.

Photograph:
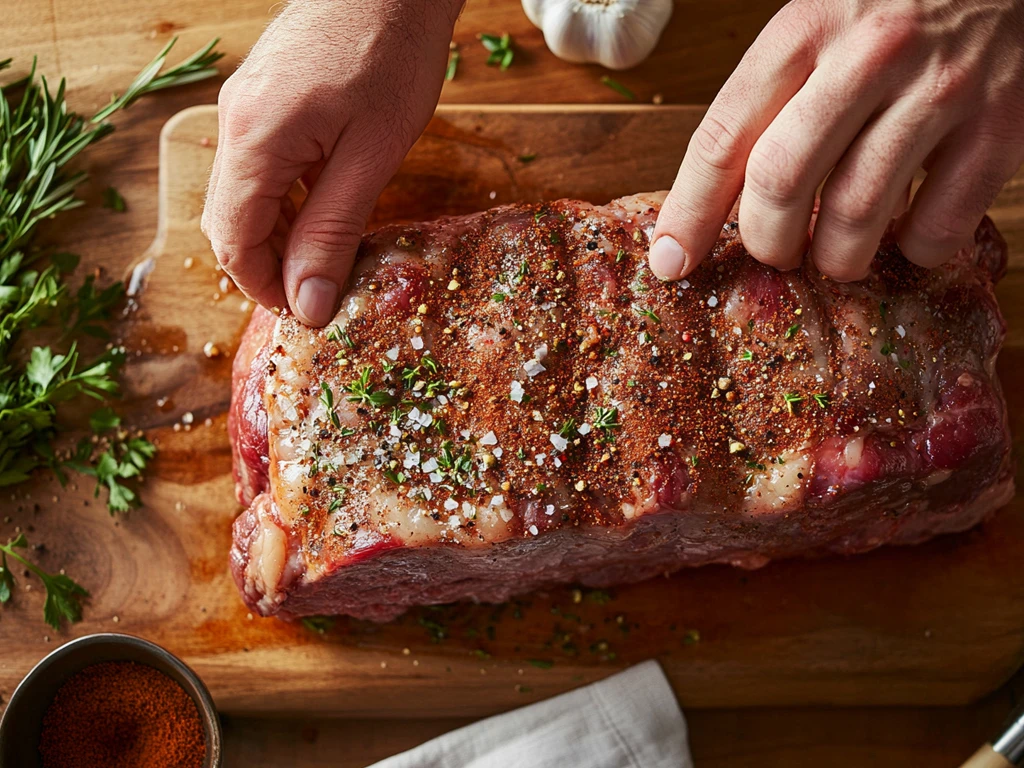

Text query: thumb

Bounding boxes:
[282,134,398,327]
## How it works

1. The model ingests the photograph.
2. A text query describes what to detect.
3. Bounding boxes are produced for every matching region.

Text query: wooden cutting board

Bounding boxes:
[2,104,1023,717]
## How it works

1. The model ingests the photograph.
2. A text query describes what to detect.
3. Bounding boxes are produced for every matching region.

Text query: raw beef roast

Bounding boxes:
[229,192,1013,621]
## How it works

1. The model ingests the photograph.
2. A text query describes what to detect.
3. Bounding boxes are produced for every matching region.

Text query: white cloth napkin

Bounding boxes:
[368,660,692,768]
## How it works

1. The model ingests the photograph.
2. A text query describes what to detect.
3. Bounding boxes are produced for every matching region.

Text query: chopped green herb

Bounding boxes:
[879,301,888,322]
[344,367,393,409]
[783,392,805,415]
[747,319,755,332]
[592,407,620,437]
[558,418,578,438]
[445,46,460,81]
[740,349,754,362]
[102,186,126,212]
[298,505,310,517]
[326,325,355,348]
[785,323,800,340]
[515,260,530,283]
[479,33,514,70]
[634,306,660,324]
[615,249,626,264]
[320,382,341,429]
[528,659,554,669]
[880,342,895,356]
[518,153,537,163]
[600,75,635,100]
[812,393,830,409]
[302,616,335,634]
[492,292,508,302]
[586,589,612,605]
[548,231,560,245]
[689,455,700,468]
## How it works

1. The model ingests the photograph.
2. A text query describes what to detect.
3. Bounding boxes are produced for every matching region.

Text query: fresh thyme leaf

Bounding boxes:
[102,186,126,212]
[812,393,830,409]
[783,392,805,415]
[0,534,88,630]
[600,76,635,101]
[491,292,508,302]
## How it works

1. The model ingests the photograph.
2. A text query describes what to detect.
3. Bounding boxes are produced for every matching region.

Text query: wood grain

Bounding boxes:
[2,104,1021,719]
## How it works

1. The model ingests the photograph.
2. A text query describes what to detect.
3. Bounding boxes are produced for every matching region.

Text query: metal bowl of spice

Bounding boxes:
[0,633,222,767]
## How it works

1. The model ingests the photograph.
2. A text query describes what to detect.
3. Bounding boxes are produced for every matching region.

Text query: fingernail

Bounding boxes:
[295,277,339,327]
[649,235,688,280]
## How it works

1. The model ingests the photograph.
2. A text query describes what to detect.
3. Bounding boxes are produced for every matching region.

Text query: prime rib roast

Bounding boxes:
[229,192,1013,621]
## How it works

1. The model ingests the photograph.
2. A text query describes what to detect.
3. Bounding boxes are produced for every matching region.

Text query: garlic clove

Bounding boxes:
[523,0,673,71]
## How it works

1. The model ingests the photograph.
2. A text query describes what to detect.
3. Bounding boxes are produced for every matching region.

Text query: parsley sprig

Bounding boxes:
[1,534,89,630]
[0,39,223,628]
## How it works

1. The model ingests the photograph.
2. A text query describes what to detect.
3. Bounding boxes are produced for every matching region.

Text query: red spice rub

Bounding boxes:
[39,661,206,768]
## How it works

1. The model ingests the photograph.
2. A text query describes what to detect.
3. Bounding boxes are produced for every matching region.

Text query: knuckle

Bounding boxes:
[689,113,749,175]
[821,175,887,232]
[295,213,364,255]
[922,62,974,108]
[744,135,804,207]
[907,208,974,246]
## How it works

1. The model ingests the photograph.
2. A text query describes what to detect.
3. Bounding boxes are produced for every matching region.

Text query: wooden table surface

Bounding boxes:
[3,1,1021,765]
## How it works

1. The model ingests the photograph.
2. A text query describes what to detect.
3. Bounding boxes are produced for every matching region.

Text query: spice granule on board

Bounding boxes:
[39,660,206,768]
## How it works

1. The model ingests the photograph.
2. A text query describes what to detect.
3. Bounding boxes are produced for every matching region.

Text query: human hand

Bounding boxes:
[649,0,1024,282]
[202,0,463,326]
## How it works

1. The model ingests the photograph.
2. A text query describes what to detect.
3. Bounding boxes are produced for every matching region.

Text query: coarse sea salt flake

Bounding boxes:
[511,381,525,403]
[411,336,424,350]
[550,434,568,451]
[578,423,592,435]
[385,346,400,361]
[481,431,498,446]
[545,505,555,516]
[499,508,514,523]
[534,343,549,360]
[421,457,439,473]
[493,447,504,459]
[707,295,719,308]
[429,472,444,483]
[389,425,401,437]
[536,453,546,466]
[586,376,598,390]
[524,359,546,378]
[681,280,691,289]
[529,524,539,536]
[554,457,562,467]
[444,499,459,511]
[449,515,462,528]
[491,495,504,507]
[896,325,906,338]
[658,433,672,448]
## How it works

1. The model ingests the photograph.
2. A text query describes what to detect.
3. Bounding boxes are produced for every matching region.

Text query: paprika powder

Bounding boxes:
[38,660,206,768]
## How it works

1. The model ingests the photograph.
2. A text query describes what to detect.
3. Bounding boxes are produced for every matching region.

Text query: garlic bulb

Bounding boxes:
[522,0,673,71]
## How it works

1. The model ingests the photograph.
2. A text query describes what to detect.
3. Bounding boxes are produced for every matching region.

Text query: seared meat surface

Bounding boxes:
[229,192,1013,621]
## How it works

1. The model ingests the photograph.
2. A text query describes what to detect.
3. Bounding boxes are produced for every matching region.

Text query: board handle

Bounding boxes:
[958,744,1013,768]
